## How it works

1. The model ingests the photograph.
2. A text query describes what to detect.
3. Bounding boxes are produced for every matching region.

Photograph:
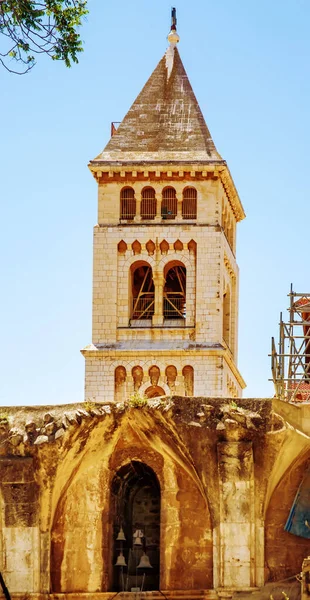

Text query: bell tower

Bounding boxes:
[82,11,246,402]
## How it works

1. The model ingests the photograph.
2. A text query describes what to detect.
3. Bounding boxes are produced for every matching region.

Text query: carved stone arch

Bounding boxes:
[159,239,169,255]
[139,380,170,396]
[130,260,154,320]
[264,432,310,517]
[174,239,183,252]
[158,252,191,271]
[264,446,310,582]
[123,253,156,271]
[146,239,155,255]
[163,260,187,321]
[148,365,160,387]
[107,417,214,590]
[141,186,156,220]
[120,186,136,220]
[165,365,177,392]
[188,239,197,255]
[132,239,142,255]
[161,186,177,219]
[115,366,127,402]
[50,420,122,593]
[50,410,214,595]
[182,365,194,396]
[145,385,166,398]
[118,240,127,254]
[182,187,197,219]
[132,365,144,391]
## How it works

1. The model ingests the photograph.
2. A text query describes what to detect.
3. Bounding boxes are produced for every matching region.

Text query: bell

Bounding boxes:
[115,552,127,567]
[133,529,144,538]
[137,553,153,569]
[116,527,126,541]
[134,536,143,546]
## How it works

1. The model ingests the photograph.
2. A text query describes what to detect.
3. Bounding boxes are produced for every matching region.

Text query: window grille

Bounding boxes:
[161,188,177,219]
[131,265,154,320]
[141,188,156,220]
[182,188,197,219]
[163,265,186,319]
[120,188,136,220]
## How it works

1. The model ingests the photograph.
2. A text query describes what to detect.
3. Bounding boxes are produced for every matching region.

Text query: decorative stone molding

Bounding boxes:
[219,166,246,222]
[224,254,236,280]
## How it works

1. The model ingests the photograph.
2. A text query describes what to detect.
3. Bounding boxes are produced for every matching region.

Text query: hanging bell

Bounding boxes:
[133,529,144,538]
[134,536,143,546]
[115,552,127,567]
[137,553,153,569]
[116,527,126,541]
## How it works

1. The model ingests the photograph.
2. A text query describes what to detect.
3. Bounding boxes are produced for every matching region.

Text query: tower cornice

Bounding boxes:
[88,162,245,223]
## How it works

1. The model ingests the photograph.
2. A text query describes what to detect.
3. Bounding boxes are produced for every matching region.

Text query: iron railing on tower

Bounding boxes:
[271,284,310,402]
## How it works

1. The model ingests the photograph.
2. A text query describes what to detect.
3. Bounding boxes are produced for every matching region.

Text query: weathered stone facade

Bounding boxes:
[0,398,308,598]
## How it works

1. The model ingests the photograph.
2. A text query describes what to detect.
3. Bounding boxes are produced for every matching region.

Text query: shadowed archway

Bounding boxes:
[111,461,160,592]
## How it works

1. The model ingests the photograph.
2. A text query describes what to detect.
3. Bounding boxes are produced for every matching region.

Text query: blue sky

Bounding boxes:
[1,0,309,406]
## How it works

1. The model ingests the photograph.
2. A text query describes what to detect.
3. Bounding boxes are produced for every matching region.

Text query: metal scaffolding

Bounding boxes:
[271,285,310,402]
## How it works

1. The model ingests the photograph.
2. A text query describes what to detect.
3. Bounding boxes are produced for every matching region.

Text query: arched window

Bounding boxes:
[166,365,177,392]
[115,366,127,402]
[182,188,197,219]
[130,263,154,320]
[182,365,194,396]
[223,286,231,348]
[161,187,177,220]
[120,187,136,220]
[141,187,156,220]
[132,366,143,391]
[111,462,160,591]
[145,385,166,398]
[163,262,186,320]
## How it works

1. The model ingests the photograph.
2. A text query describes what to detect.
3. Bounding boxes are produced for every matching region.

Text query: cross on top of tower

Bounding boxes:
[167,7,180,45]
[171,7,177,30]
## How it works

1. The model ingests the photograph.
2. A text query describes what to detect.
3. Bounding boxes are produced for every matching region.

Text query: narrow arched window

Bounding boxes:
[182,188,197,219]
[161,187,177,220]
[141,187,156,220]
[223,286,231,348]
[182,365,194,396]
[163,262,186,320]
[130,263,154,321]
[120,187,136,220]
[114,366,127,402]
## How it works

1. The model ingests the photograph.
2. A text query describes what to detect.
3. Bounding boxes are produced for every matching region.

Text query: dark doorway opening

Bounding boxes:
[111,461,160,592]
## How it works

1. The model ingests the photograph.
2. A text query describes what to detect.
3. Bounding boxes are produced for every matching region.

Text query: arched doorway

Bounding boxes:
[111,462,160,592]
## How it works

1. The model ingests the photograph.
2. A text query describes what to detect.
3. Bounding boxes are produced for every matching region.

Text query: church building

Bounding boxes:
[82,11,246,402]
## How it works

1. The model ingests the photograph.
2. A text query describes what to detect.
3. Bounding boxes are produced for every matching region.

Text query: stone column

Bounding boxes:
[177,194,182,220]
[152,272,165,326]
[0,457,40,594]
[216,441,256,590]
[134,192,141,222]
[155,194,162,222]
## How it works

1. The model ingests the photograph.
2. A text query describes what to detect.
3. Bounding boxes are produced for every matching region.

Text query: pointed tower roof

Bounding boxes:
[91,19,223,166]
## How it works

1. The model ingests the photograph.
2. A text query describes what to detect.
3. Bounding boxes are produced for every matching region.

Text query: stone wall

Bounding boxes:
[83,170,244,404]
[0,397,308,598]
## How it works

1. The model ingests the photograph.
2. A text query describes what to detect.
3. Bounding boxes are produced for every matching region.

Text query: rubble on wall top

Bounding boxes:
[0,396,282,458]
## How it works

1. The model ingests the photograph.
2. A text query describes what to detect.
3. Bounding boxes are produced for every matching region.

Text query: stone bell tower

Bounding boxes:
[82,12,246,402]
